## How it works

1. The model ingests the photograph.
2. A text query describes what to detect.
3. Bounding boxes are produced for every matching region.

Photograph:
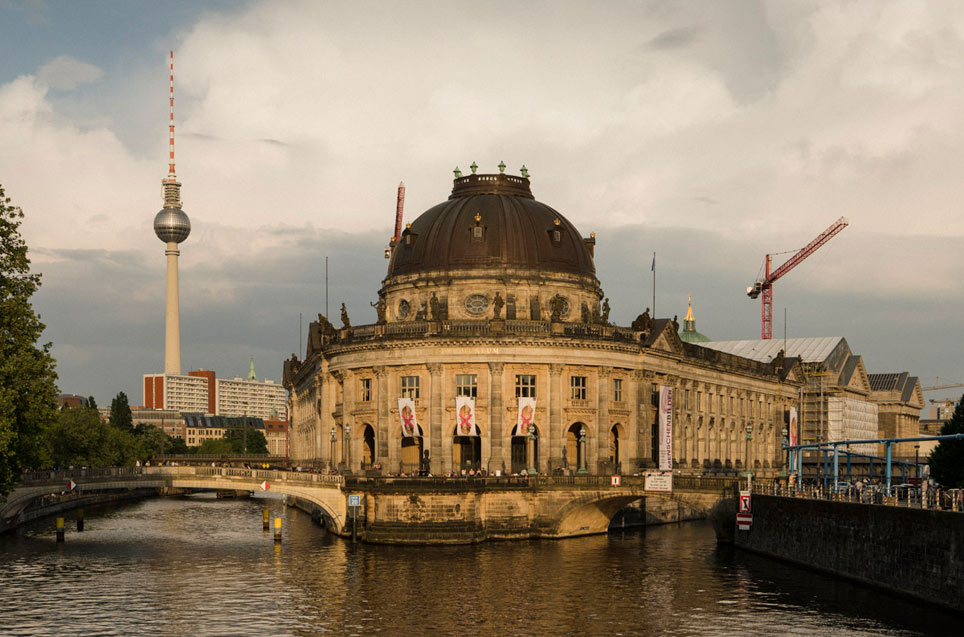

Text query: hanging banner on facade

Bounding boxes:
[398,397,419,437]
[517,397,536,435]
[658,386,673,472]
[788,406,798,447]
[456,396,478,436]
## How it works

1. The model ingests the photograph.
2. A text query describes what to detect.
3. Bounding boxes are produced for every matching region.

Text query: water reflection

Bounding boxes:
[0,496,955,636]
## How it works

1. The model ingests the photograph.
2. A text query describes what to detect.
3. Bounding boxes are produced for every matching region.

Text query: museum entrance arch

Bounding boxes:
[510,424,539,474]
[400,425,423,474]
[362,424,375,467]
[567,422,587,471]
[609,423,624,472]
[452,426,482,472]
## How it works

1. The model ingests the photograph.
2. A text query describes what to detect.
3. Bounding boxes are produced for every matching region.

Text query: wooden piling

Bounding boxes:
[273,517,282,543]
[56,517,65,542]
[76,508,84,532]
[262,508,270,531]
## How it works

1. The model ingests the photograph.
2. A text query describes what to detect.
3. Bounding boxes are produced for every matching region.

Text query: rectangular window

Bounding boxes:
[456,374,478,398]
[709,392,714,412]
[651,383,659,407]
[360,378,372,402]
[730,396,735,414]
[718,394,724,414]
[697,391,703,412]
[685,389,691,410]
[516,374,537,398]
[570,376,587,400]
[401,375,420,399]
[613,378,623,403]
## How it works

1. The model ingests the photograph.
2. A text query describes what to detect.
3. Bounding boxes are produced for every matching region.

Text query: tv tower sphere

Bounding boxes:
[154,203,191,243]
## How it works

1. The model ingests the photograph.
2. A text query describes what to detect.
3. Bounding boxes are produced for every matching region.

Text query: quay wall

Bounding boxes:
[734,495,964,613]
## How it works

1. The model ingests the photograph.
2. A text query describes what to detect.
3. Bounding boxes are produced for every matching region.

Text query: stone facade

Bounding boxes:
[283,171,802,478]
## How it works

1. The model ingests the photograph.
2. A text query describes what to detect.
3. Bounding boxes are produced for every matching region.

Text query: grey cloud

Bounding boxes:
[646,26,703,50]
[37,55,103,91]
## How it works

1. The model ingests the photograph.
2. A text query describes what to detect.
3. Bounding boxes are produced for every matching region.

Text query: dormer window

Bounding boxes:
[549,218,563,244]
[403,223,417,247]
[470,213,485,243]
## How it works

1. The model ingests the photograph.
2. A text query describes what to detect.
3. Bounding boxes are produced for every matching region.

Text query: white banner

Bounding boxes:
[517,397,536,435]
[456,396,478,436]
[398,397,419,437]
[658,386,673,472]
[788,406,798,447]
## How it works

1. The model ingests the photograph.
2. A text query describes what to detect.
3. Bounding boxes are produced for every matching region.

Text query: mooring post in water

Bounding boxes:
[76,508,84,532]
[352,506,357,544]
[263,508,270,531]
[56,517,65,542]
[273,517,282,543]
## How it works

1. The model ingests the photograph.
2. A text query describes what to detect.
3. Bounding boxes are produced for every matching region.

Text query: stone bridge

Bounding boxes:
[2,467,738,543]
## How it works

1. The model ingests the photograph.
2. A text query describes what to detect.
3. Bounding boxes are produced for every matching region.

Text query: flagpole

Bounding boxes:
[652,252,656,317]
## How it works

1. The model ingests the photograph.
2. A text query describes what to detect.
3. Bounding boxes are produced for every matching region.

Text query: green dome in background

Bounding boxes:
[679,295,711,343]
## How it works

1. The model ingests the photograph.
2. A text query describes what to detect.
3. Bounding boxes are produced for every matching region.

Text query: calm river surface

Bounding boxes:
[0,496,957,636]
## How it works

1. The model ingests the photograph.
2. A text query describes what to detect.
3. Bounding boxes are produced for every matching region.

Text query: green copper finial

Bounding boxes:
[248,356,256,380]
[454,166,462,178]
[498,160,506,174]
[520,165,529,178]
[470,161,478,174]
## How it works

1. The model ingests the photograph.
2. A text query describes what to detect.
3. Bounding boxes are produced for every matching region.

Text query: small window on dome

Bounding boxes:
[548,219,564,244]
[470,213,485,243]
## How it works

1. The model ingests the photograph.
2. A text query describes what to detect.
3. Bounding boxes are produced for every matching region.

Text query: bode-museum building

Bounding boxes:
[283,168,802,476]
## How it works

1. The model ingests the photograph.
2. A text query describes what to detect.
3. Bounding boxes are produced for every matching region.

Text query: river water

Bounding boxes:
[0,496,956,636]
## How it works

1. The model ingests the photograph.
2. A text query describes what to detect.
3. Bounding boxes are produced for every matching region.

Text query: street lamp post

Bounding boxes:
[242,402,248,455]
[744,423,753,489]
[527,429,537,475]
[329,427,336,471]
[345,423,351,472]
[577,425,588,475]
[915,444,921,508]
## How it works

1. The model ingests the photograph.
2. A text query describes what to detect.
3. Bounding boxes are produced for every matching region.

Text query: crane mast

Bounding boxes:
[747,216,849,339]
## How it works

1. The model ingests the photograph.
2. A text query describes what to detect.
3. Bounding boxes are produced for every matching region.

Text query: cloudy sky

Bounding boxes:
[2,0,962,410]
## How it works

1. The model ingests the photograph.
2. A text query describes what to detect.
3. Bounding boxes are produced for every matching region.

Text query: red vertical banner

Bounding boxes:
[659,386,673,472]
[789,406,798,447]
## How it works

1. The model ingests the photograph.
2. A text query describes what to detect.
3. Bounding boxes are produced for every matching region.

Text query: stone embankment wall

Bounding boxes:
[735,495,964,613]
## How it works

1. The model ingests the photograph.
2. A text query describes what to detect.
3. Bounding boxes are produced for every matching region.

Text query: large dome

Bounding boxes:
[386,172,596,279]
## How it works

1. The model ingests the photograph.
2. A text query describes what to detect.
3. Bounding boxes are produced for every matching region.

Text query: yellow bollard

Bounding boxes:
[263,508,270,531]
[56,517,65,542]
[76,508,84,532]
[273,517,282,543]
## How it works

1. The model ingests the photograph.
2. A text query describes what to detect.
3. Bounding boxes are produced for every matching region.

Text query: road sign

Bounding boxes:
[67,480,77,491]
[260,481,270,491]
[739,490,751,513]
[611,475,621,487]
[736,512,753,530]
[348,494,361,507]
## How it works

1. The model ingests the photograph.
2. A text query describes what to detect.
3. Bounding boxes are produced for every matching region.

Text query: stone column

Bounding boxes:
[548,363,564,470]
[428,363,444,474]
[313,376,324,465]
[632,369,651,470]
[596,367,612,474]
[375,366,390,464]
[343,369,355,470]
[488,362,504,474]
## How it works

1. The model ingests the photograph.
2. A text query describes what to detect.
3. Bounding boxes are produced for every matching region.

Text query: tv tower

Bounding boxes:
[153,51,190,375]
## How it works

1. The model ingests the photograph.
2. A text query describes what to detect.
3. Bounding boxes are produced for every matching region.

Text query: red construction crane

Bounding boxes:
[747,216,849,339]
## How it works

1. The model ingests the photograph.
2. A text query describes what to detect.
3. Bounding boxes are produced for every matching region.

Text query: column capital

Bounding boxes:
[598,366,612,378]
[426,362,443,376]
[488,361,504,375]
[549,363,564,377]
[373,365,387,378]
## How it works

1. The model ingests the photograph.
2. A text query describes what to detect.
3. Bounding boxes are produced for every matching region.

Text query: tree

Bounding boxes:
[224,427,268,455]
[0,186,59,494]
[197,438,233,455]
[109,391,133,432]
[87,396,98,410]
[929,394,964,488]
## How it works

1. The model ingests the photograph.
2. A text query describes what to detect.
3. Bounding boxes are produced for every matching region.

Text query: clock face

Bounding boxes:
[464,294,489,315]
[398,299,411,319]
